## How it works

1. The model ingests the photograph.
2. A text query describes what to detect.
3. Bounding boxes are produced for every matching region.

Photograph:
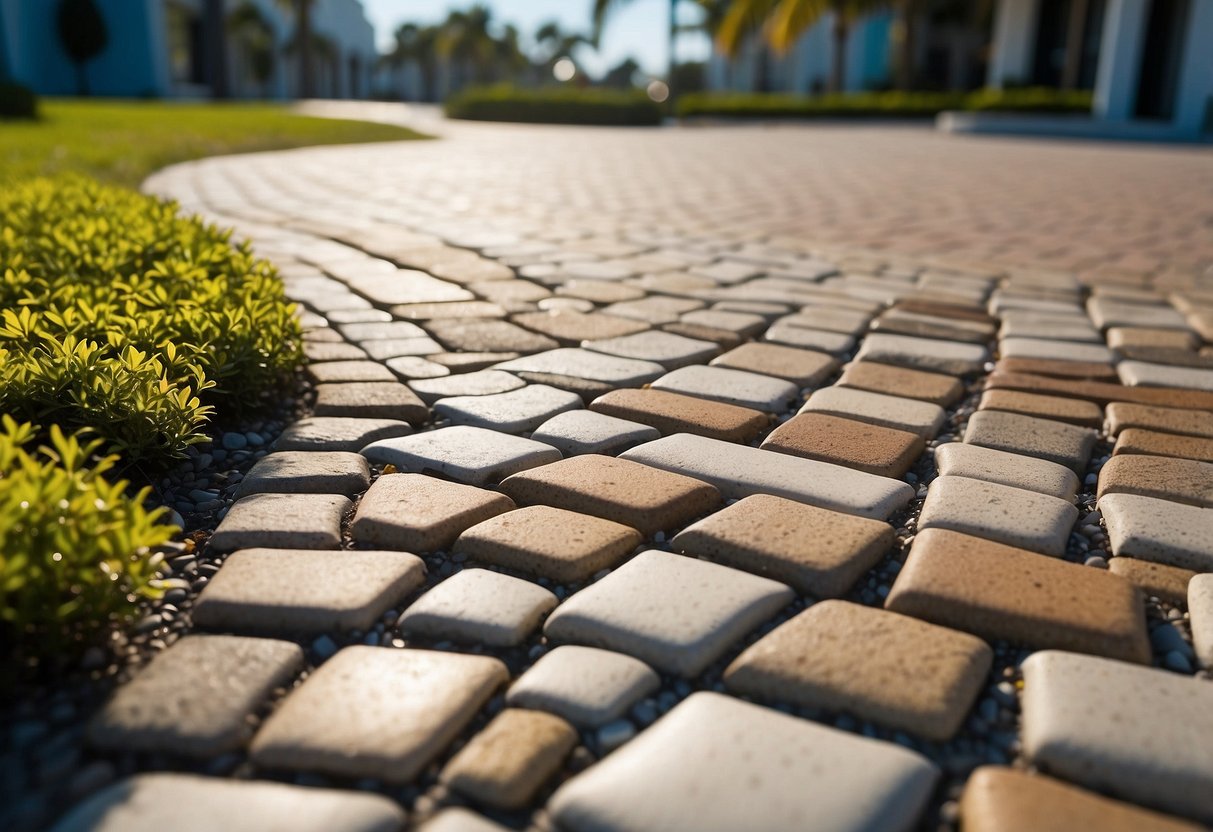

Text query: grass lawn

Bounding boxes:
[1,98,427,187]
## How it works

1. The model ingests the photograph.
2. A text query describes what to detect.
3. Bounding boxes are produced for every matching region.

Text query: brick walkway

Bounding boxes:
[57,119,1213,831]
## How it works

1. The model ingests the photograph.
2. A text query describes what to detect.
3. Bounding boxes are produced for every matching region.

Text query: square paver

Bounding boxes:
[193,549,426,635]
[549,692,938,832]
[250,647,507,782]
[351,473,515,552]
[650,364,800,412]
[506,645,660,727]
[1097,453,1213,508]
[235,451,370,498]
[313,382,429,425]
[917,475,1078,556]
[837,361,964,407]
[209,493,351,552]
[801,386,946,439]
[543,550,793,676]
[710,342,838,387]
[622,433,914,521]
[1098,493,1213,571]
[934,442,1080,501]
[582,330,719,369]
[529,409,660,456]
[434,384,582,434]
[964,410,1097,474]
[671,494,893,597]
[885,529,1150,663]
[590,388,769,442]
[499,454,721,537]
[1021,649,1213,825]
[725,600,992,741]
[361,426,562,487]
[397,568,557,647]
[762,412,925,477]
[454,505,641,584]
[494,348,664,386]
[274,417,413,452]
[88,635,303,757]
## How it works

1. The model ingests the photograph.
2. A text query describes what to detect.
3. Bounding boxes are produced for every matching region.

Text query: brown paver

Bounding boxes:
[1107,557,1196,604]
[454,505,642,584]
[963,409,1096,474]
[511,310,649,345]
[994,357,1119,381]
[670,494,892,597]
[761,412,924,478]
[894,298,996,324]
[884,528,1150,663]
[589,388,768,442]
[985,371,1213,410]
[306,360,397,384]
[1106,402,1213,438]
[1113,427,1213,462]
[351,473,515,551]
[440,709,577,810]
[425,319,558,353]
[960,766,1202,832]
[709,342,838,387]
[1097,453,1213,507]
[837,361,964,407]
[725,600,991,741]
[1107,326,1197,351]
[978,389,1103,428]
[499,454,721,536]
[313,381,430,424]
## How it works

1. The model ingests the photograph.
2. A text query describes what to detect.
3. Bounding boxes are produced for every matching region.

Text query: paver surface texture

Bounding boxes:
[51,109,1213,832]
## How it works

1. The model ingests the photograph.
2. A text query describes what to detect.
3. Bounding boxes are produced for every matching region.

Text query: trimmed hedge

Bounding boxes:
[0,80,37,119]
[0,175,302,467]
[676,88,1094,119]
[446,85,664,126]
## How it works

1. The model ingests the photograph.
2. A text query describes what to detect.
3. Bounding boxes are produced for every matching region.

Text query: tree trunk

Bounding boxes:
[667,0,677,102]
[299,0,314,98]
[831,15,848,94]
[894,0,916,91]
[204,0,229,99]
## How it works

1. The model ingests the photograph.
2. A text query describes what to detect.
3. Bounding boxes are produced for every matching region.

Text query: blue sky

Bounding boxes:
[361,0,712,78]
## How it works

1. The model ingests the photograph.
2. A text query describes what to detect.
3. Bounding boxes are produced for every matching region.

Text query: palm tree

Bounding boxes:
[203,0,229,98]
[439,6,498,89]
[535,20,591,78]
[592,0,678,95]
[228,1,276,96]
[278,0,316,98]
[716,0,890,93]
[384,22,441,101]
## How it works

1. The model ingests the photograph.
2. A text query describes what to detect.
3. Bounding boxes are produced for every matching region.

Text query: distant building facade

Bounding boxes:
[0,0,376,99]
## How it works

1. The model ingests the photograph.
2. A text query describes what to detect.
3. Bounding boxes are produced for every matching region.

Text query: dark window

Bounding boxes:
[1135,0,1190,119]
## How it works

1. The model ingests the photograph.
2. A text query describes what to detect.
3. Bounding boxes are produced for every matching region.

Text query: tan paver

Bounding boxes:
[963,409,1096,474]
[1097,453,1213,507]
[1113,427,1213,462]
[589,387,768,442]
[801,386,946,439]
[306,359,396,384]
[274,416,412,452]
[837,360,964,407]
[440,709,577,810]
[544,550,793,676]
[1107,557,1195,604]
[1108,326,1197,350]
[89,635,303,756]
[193,549,426,635]
[978,389,1103,428]
[959,766,1202,832]
[47,773,407,832]
[1099,492,1213,571]
[917,475,1078,556]
[313,381,429,424]
[499,454,721,536]
[209,493,350,552]
[996,356,1119,380]
[1021,650,1213,825]
[1190,574,1213,669]
[934,442,1079,501]
[454,505,641,584]
[512,310,651,345]
[725,601,991,741]
[987,370,1213,410]
[351,473,514,551]
[250,647,507,782]
[762,412,924,478]
[709,341,838,387]
[426,318,558,354]
[505,645,660,727]
[235,451,370,497]
[361,426,561,487]
[549,692,939,832]
[885,529,1150,663]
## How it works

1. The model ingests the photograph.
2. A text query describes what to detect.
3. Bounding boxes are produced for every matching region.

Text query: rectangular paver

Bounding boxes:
[361,426,561,486]
[590,388,769,442]
[917,475,1078,556]
[762,412,924,478]
[351,473,515,552]
[801,386,946,439]
[1098,492,1213,571]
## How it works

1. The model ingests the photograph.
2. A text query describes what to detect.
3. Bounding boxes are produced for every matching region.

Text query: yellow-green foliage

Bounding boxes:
[0,175,302,464]
[0,417,178,640]
[676,88,1094,119]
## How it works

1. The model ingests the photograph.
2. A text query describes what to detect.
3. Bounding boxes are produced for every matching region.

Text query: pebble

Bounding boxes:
[311,635,338,660]
[1150,623,1194,659]
[1084,556,1108,568]
[1163,650,1193,673]
[222,432,248,451]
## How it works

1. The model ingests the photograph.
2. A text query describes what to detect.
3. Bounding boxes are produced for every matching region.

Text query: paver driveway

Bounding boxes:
[61,115,1213,831]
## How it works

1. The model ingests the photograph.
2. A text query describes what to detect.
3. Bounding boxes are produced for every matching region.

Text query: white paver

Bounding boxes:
[621,433,914,521]
[549,691,939,832]
[582,330,719,369]
[801,386,946,439]
[209,493,351,552]
[855,332,989,375]
[506,645,660,727]
[918,476,1078,556]
[934,442,1080,501]
[1099,493,1213,571]
[494,348,665,385]
[235,451,370,498]
[433,384,582,434]
[680,308,767,336]
[1088,297,1189,331]
[529,409,660,456]
[765,323,856,356]
[999,337,1114,364]
[274,416,412,452]
[408,370,526,404]
[397,568,557,647]
[1118,360,1213,392]
[650,364,800,412]
[361,426,561,486]
[1190,574,1213,670]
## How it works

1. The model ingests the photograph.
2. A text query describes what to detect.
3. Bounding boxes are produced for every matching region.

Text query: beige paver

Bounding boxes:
[193,549,425,634]
[306,359,396,384]
[1190,574,1213,669]
[837,360,964,407]
[544,550,793,676]
[959,766,1202,832]
[1113,427,1213,462]
[250,647,507,782]
[1000,337,1114,365]
[1107,557,1195,604]
[275,416,412,452]
[765,322,855,355]
[351,473,514,551]
[885,529,1150,663]
[361,426,561,487]
[987,370,1213,410]
[1108,326,1197,351]
[209,493,350,552]
[996,356,1119,380]
[434,384,582,434]
[313,381,429,424]
[494,348,664,386]
[454,505,641,584]
[89,635,303,756]
[934,442,1079,501]
[978,389,1103,428]
[651,364,800,412]
[498,454,721,536]
[725,601,991,741]
[1118,359,1213,391]
[855,332,989,375]
[235,451,370,498]
[1105,402,1213,438]
[1099,492,1213,571]
[549,692,938,832]
[963,409,1096,474]
[1021,650,1213,825]
[440,709,576,810]
[590,387,769,442]
[801,386,946,439]
[1097,453,1213,507]
[415,809,509,832]
[505,645,660,727]
[709,341,838,387]
[397,568,556,646]
[426,318,558,353]
[47,773,407,832]
[529,409,660,456]
[583,330,719,369]
[762,412,924,477]
[409,370,525,403]
[917,475,1077,555]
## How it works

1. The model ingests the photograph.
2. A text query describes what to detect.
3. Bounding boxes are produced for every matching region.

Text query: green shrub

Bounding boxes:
[0,417,177,644]
[675,87,1093,119]
[446,84,664,126]
[0,80,38,119]
[0,175,302,466]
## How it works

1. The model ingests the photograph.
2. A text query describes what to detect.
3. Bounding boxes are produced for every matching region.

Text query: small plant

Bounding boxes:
[675,88,1093,119]
[0,80,38,120]
[446,84,665,126]
[0,417,178,648]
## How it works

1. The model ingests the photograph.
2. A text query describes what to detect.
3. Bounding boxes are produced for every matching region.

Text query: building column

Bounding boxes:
[1092,0,1149,121]
[1174,0,1213,136]
[987,0,1039,88]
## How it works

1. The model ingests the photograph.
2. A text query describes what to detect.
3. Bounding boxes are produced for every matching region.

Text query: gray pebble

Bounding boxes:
[222,432,248,451]
[1084,555,1108,569]
[597,719,636,753]
[312,635,338,659]
[1163,650,1193,673]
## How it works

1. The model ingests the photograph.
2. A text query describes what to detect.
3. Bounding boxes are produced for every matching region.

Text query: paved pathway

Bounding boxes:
[58,116,1213,831]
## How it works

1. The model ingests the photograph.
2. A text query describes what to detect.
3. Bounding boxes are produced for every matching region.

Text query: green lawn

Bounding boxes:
[1,99,427,187]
